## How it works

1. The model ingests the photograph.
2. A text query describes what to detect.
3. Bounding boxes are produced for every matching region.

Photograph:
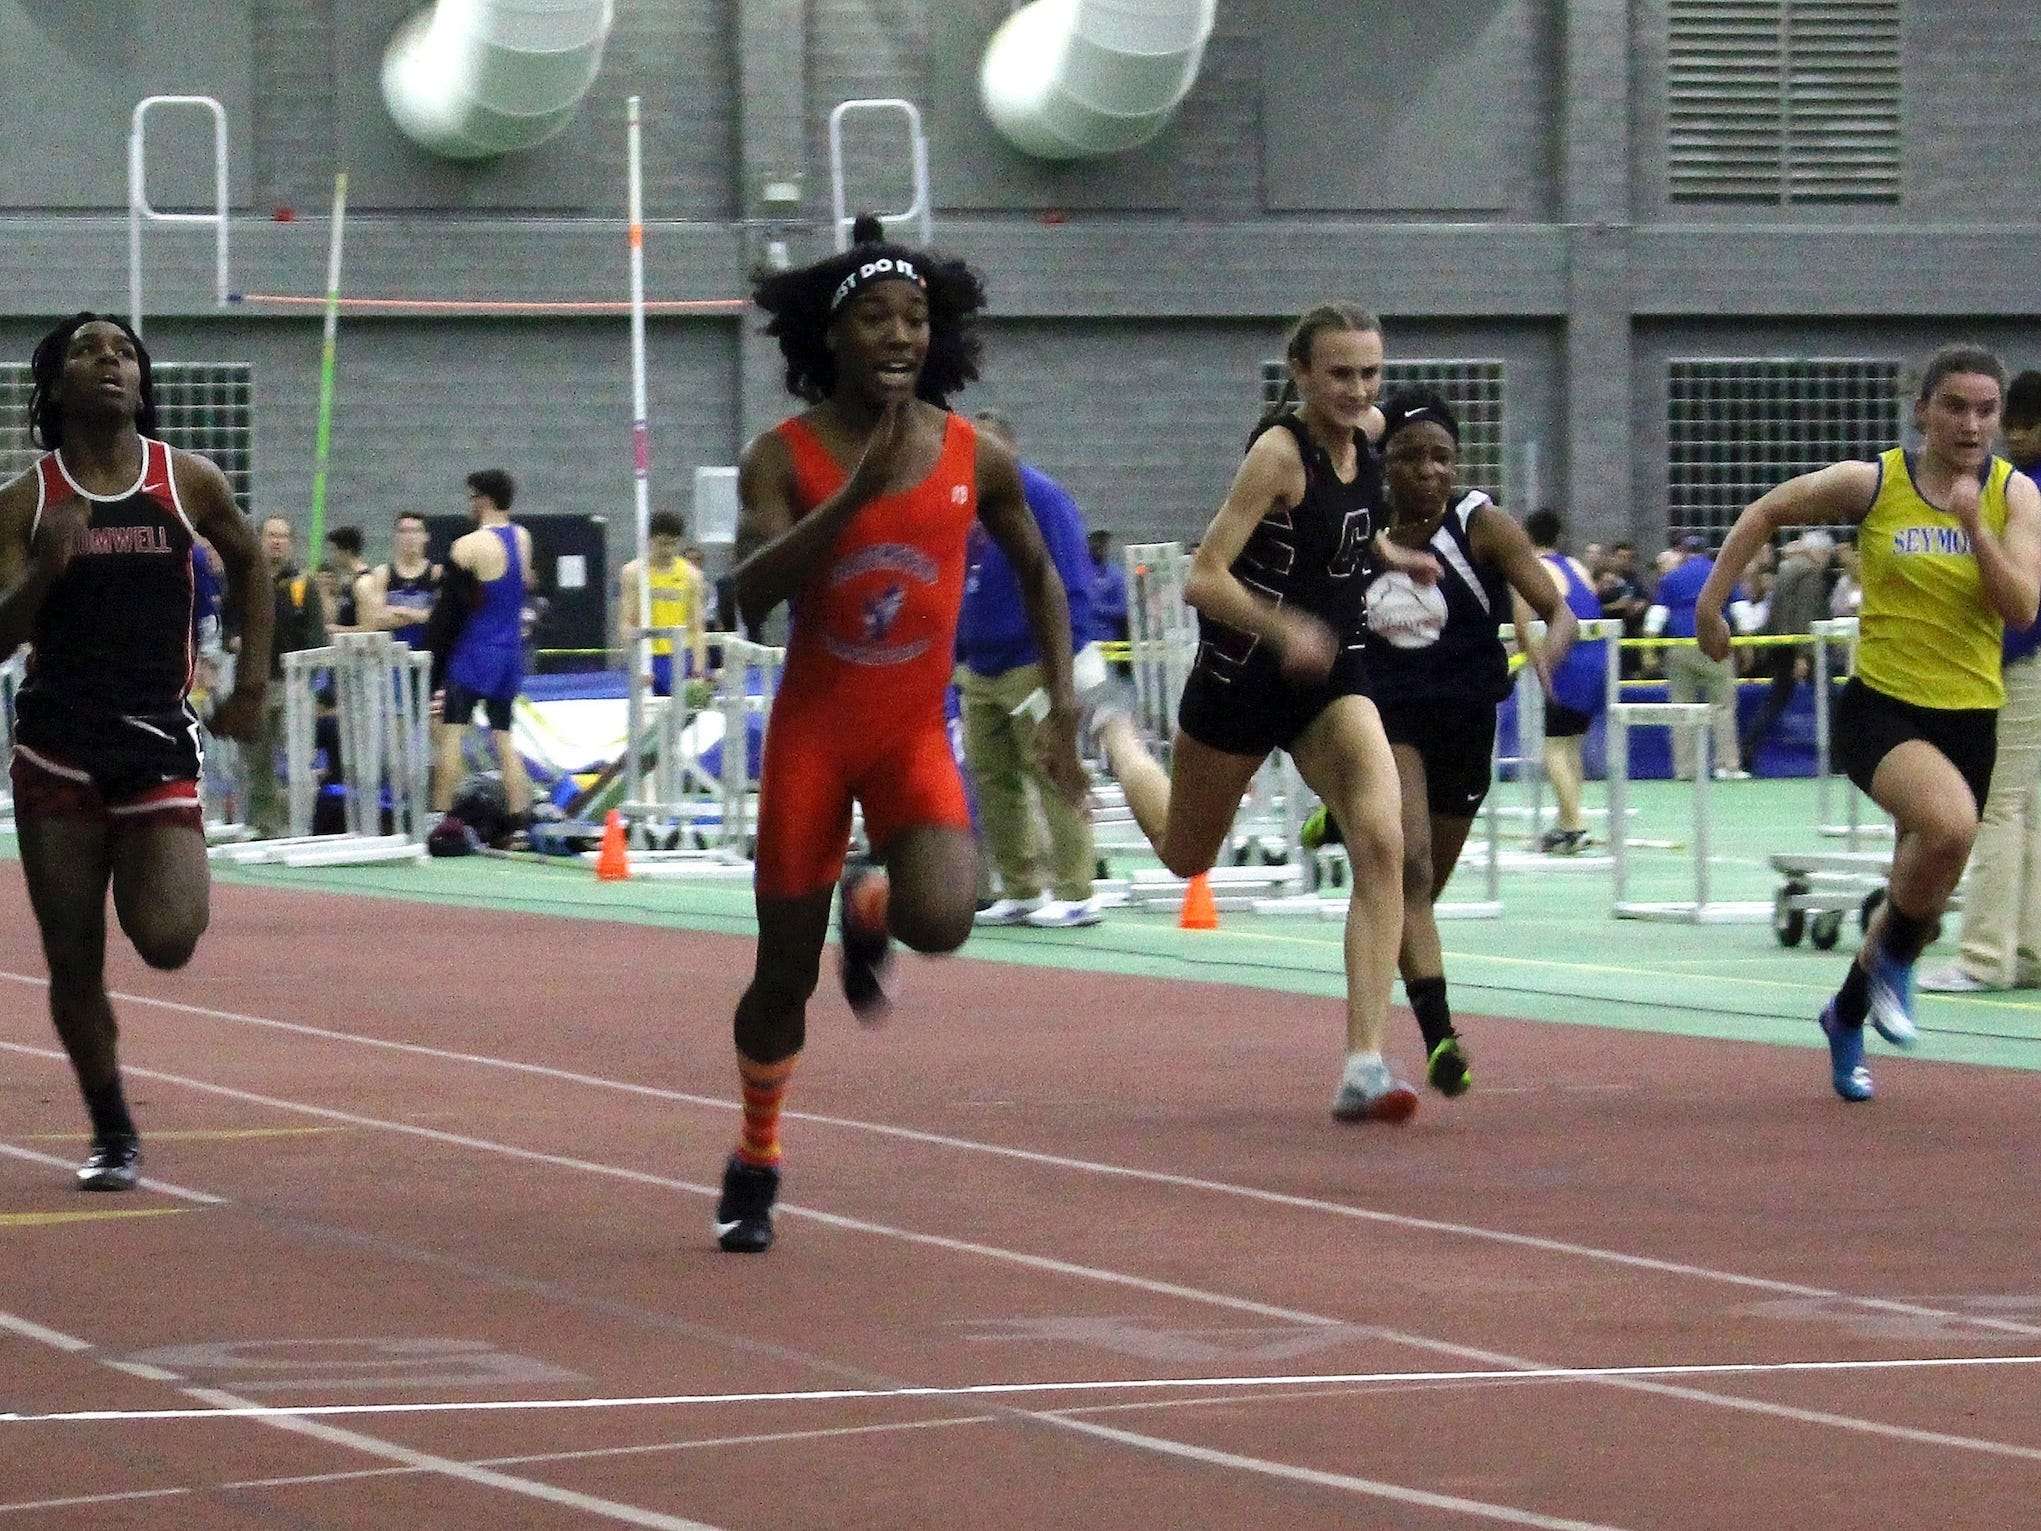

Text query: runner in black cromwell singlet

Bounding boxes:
[1175,410,1381,753]
[1094,303,1442,1122]
[0,313,273,1192]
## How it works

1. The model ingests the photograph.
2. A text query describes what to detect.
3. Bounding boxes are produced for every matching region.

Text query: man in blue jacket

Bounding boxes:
[1089,527,1129,645]
[957,411,1101,927]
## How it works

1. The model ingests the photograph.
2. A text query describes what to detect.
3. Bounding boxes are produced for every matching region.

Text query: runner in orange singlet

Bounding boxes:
[712,220,1088,1252]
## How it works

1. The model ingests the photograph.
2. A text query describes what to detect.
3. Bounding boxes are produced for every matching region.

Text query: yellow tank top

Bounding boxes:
[1856,448,2013,711]
[645,560,695,656]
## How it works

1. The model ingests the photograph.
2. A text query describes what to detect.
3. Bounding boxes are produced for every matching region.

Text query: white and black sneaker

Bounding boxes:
[714,1155,779,1253]
[1024,897,1101,928]
[76,1134,140,1192]
[975,896,1044,926]
[1331,1059,1419,1123]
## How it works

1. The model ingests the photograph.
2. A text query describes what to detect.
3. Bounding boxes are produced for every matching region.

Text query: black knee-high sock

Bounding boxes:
[1833,961,1871,1030]
[1406,975,1454,1052]
[1878,895,1939,965]
[80,1075,135,1142]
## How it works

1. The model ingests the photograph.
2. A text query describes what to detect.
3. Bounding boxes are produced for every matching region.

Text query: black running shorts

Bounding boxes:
[1833,677,1996,811]
[1176,643,1370,759]
[1544,699,1595,739]
[1376,700,1498,818]
[442,682,515,732]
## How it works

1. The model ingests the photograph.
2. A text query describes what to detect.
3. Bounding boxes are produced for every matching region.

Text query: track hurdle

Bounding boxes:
[1123,541,1196,750]
[1467,618,1626,869]
[1109,540,1307,909]
[592,636,784,879]
[618,626,720,834]
[1607,699,1770,923]
[214,633,430,867]
[1810,617,1887,849]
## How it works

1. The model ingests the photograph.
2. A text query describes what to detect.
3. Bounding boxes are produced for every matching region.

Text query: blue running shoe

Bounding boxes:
[1863,949,1919,1049]
[1818,1002,1874,1102]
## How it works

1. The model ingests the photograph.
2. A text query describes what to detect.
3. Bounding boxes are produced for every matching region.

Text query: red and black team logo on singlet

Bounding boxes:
[823,542,940,666]
[19,438,198,721]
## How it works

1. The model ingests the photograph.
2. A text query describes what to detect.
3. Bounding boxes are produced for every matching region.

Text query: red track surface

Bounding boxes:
[3,869,2038,1528]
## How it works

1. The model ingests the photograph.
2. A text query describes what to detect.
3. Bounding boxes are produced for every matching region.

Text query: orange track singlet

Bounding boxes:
[753,410,979,898]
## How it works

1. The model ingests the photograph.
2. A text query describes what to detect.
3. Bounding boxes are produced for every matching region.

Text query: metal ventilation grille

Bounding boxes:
[0,364,254,513]
[1260,358,1508,506]
[1668,0,1900,203]
[1667,357,1901,540]
[1785,1,1901,201]
[1668,1,1785,201]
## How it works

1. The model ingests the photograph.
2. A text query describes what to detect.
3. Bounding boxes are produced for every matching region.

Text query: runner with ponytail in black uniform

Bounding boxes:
[1094,304,1440,1121]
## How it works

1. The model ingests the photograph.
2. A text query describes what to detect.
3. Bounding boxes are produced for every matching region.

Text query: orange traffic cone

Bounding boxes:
[595,809,631,881]
[1178,871,1218,931]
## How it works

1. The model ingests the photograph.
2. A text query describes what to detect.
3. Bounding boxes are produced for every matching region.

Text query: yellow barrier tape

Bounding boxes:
[1617,633,1841,650]
[543,633,1842,665]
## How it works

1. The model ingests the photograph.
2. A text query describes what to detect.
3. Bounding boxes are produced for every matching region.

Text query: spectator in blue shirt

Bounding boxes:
[1648,535,1756,779]
[1088,528,1129,647]
[956,411,1101,928]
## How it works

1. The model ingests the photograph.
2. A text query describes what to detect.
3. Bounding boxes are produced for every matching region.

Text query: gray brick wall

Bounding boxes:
[2,0,2037,568]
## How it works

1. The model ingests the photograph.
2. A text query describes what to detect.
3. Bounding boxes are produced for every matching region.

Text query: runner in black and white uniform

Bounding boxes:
[1359,390,1577,1095]
[0,313,272,1191]
[1094,304,1443,1121]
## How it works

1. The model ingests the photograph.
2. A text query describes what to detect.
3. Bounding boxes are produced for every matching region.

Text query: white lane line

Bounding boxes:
[22,1013,2041,1497]
[0,1387,1575,1519]
[0,1418,1001,1515]
[0,1487,190,1515]
[0,1141,226,1206]
[6,1040,2041,1474]
[103,1361,181,1383]
[9,969,2031,1340]
[1372,1325,2041,1465]
[0,1311,92,1352]
[1043,1414,1630,1531]
[174,1384,723,1531]
[10,1352,2041,1424]
[0,1308,721,1531]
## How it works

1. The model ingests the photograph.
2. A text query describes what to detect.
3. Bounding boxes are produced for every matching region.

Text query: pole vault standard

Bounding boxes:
[306,173,347,564]
[626,96,654,656]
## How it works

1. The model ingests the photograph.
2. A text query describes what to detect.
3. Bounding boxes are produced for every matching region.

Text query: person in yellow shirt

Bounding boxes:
[617,509,707,696]
[1696,345,2041,1102]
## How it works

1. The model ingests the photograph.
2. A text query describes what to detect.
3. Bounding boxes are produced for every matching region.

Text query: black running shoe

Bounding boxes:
[1426,1036,1472,1098]
[76,1134,140,1192]
[715,1154,779,1253]
[838,862,895,1023]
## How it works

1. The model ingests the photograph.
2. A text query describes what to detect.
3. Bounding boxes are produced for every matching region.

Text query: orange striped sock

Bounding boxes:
[734,1053,799,1167]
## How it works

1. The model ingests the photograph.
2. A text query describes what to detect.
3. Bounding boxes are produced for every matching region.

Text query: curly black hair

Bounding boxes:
[752,227,987,407]
[28,311,157,450]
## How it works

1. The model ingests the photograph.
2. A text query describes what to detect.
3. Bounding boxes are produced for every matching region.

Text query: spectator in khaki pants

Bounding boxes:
[1924,371,2041,990]
[243,516,328,838]
[1647,534,1758,779]
[956,411,1101,928]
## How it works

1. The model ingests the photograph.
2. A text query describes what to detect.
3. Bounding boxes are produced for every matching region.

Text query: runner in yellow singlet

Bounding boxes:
[617,508,707,696]
[1696,345,2041,1102]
